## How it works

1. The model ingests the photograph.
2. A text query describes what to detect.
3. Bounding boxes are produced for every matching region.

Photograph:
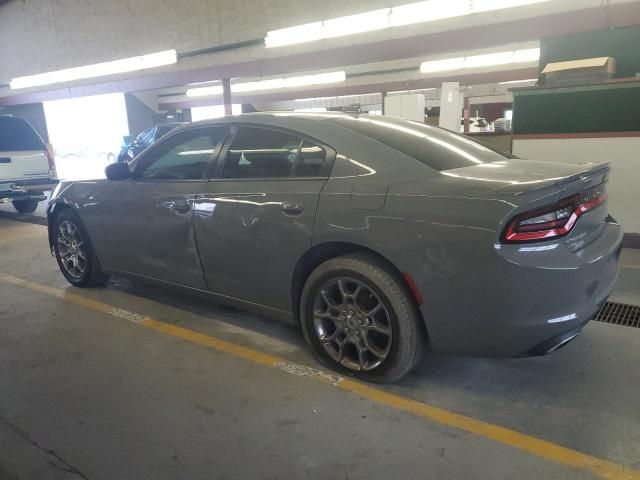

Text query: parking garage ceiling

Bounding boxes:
[1,0,640,107]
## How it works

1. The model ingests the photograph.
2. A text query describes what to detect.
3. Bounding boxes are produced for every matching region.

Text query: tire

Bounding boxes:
[52,209,109,287]
[300,253,425,383]
[12,199,39,214]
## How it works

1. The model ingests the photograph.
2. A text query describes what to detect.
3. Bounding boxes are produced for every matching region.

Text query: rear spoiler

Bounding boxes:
[513,162,610,196]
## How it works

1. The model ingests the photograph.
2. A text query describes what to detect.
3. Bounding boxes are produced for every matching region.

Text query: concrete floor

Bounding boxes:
[1,216,639,480]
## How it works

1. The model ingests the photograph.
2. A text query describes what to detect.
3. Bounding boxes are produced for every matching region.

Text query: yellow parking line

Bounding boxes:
[620,264,640,270]
[1,271,639,480]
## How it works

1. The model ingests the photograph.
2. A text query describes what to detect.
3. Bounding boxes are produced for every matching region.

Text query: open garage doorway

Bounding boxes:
[191,104,241,121]
[44,93,129,180]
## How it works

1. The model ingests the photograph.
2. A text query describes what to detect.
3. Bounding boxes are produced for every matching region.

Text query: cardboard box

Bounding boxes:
[542,57,616,86]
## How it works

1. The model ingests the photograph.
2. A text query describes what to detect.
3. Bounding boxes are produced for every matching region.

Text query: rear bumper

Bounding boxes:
[0,177,58,200]
[413,221,622,358]
[523,319,590,356]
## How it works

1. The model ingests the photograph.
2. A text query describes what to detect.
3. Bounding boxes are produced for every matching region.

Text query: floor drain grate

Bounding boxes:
[594,302,640,328]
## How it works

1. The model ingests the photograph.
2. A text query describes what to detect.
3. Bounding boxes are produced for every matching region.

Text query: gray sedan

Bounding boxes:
[47,113,622,383]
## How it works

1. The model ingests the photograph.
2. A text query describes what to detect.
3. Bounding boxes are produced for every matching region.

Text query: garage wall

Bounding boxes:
[125,93,159,137]
[512,136,640,234]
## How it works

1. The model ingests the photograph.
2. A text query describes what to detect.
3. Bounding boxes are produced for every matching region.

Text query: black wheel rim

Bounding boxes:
[312,277,392,372]
[57,220,87,279]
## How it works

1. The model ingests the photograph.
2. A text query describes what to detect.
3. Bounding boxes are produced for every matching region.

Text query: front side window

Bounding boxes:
[221,127,327,179]
[137,127,226,180]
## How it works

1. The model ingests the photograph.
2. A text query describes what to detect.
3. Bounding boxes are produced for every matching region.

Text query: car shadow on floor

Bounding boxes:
[0,210,48,226]
[101,275,607,397]
[105,276,307,350]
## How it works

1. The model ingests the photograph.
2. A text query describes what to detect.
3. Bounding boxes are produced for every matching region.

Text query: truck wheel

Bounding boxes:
[12,199,39,214]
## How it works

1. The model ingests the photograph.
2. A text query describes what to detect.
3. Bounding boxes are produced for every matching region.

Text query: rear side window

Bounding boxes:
[332,116,508,171]
[0,116,45,152]
[221,127,326,179]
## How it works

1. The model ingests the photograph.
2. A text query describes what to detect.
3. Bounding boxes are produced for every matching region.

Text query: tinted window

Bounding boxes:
[297,141,327,177]
[222,127,300,179]
[0,116,45,152]
[332,116,508,171]
[138,127,226,180]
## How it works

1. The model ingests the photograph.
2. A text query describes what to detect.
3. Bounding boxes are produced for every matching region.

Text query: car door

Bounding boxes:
[194,124,334,312]
[101,125,228,289]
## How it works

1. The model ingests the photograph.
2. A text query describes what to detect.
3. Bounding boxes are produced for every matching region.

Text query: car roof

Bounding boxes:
[190,111,357,126]
[157,122,186,128]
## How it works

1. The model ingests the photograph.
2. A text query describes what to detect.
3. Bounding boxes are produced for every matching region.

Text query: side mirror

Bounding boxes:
[105,162,131,181]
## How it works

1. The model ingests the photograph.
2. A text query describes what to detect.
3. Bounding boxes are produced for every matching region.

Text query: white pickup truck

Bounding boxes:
[0,115,58,213]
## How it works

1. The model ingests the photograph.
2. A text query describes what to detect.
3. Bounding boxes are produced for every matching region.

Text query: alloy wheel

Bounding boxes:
[313,277,393,371]
[57,220,87,279]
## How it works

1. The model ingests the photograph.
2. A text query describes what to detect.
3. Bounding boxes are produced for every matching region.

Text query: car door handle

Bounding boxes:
[170,200,192,214]
[281,201,304,216]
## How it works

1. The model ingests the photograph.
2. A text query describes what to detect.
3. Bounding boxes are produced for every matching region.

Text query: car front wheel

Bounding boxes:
[300,253,425,383]
[53,209,109,287]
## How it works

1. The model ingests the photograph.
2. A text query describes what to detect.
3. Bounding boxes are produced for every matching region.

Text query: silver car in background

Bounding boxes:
[47,113,622,383]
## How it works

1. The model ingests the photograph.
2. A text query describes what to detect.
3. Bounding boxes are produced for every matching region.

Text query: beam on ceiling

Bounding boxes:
[158,68,539,110]
[1,2,639,106]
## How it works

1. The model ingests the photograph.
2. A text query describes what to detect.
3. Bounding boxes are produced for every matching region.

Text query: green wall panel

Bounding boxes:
[540,26,640,80]
[513,83,640,135]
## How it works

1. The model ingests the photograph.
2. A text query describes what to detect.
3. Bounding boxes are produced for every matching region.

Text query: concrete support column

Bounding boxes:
[439,82,461,132]
[463,96,470,133]
[222,78,232,116]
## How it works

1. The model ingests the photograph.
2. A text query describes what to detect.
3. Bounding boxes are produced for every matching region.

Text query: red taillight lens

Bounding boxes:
[503,185,607,243]
[45,144,57,178]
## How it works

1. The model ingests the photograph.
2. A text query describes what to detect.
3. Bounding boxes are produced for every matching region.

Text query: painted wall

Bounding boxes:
[513,137,640,234]
[125,93,160,137]
[384,94,425,122]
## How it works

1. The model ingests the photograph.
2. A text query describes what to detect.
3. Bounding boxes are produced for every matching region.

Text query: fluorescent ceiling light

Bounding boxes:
[387,88,437,94]
[420,48,540,73]
[10,50,177,90]
[499,78,538,85]
[186,71,346,97]
[265,0,552,47]
[294,107,328,112]
[191,104,242,121]
[294,93,376,102]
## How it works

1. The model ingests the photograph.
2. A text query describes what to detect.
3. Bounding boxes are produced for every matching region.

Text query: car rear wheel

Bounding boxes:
[12,199,39,214]
[53,209,109,287]
[300,253,425,383]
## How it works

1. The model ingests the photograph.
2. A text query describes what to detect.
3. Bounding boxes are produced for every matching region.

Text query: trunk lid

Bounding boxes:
[442,159,613,246]
[443,159,609,206]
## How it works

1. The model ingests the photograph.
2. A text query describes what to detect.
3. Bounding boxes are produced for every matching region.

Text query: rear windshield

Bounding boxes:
[332,116,508,171]
[0,116,45,152]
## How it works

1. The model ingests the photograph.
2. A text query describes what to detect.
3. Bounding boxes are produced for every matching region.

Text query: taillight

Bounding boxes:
[503,184,607,243]
[45,144,57,178]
